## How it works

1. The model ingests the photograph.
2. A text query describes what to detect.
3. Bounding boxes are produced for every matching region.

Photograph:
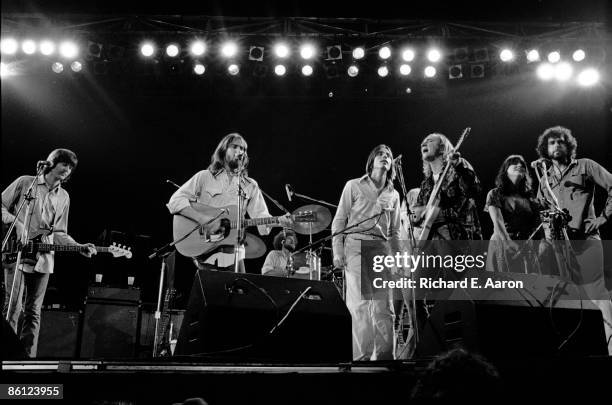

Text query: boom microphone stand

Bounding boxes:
[286,184,337,209]
[4,161,46,321]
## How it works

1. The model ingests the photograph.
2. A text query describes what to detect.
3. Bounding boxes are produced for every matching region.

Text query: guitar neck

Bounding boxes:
[232,216,285,229]
[32,244,109,253]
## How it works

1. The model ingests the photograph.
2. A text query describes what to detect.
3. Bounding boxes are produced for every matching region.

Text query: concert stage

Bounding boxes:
[2,356,611,404]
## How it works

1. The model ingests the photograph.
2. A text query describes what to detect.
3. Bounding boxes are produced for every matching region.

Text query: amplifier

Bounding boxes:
[87,285,141,303]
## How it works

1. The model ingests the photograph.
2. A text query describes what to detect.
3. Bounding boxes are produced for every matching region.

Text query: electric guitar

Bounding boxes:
[173,202,317,258]
[417,127,471,242]
[2,231,132,265]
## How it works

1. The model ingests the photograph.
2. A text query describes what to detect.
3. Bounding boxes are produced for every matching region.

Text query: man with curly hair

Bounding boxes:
[535,125,612,354]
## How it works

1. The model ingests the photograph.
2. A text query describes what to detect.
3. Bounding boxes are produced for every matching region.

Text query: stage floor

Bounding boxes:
[2,356,611,404]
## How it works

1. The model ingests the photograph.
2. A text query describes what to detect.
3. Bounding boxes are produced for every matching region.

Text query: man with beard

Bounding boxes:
[332,144,401,361]
[261,229,298,277]
[167,133,292,272]
[534,125,612,354]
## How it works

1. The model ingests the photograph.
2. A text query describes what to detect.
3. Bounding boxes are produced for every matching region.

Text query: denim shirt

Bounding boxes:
[537,158,612,236]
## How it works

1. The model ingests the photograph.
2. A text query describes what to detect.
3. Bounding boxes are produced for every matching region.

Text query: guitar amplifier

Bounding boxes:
[38,310,81,358]
[87,285,141,303]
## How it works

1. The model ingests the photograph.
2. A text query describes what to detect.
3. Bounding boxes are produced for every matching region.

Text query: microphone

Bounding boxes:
[285,184,293,202]
[166,179,180,189]
[530,158,550,169]
[37,160,52,167]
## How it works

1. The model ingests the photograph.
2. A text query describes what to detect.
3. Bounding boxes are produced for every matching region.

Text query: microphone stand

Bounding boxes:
[289,186,337,209]
[234,162,247,273]
[4,162,46,321]
[393,156,420,353]
[148,210,226,357]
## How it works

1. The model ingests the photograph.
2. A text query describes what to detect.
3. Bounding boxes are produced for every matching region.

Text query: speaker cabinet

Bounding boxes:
[176,271,352,362]
[79,300,140,358]
[38,310,81,358]
[416,300,607,359]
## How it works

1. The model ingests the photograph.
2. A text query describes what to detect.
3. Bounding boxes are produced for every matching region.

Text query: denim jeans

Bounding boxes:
[3,266,49,358]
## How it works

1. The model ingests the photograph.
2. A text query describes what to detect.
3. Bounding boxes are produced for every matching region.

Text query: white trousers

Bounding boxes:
[344,238,394,361]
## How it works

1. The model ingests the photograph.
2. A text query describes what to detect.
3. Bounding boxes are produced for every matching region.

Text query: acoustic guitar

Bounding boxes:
[173,202,317,258]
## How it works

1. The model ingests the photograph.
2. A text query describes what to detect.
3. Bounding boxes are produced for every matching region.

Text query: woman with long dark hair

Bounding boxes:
[485,155,542,272]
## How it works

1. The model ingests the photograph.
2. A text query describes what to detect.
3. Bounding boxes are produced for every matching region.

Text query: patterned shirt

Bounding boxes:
[167,169,272,236]
[261,249,290,276]
[2,175,77,273]
[332,174,401,259]
[416,158,483,240]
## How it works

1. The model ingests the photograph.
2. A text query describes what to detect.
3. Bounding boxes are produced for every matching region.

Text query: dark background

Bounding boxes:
[2,1,611,307]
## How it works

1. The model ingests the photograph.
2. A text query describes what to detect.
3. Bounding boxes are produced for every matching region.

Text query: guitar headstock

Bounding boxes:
[109,243,132,259]
[293,210,317,223]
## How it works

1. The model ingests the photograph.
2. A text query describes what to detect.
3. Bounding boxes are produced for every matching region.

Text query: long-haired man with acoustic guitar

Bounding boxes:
[2,148,97,357]
[167,133,292,271]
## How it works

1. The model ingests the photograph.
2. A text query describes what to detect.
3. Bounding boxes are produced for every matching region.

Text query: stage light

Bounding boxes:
[352,47,365,60]
[326,45,342,60]
[301,65,313,76]
[572,49,585,62]
[526,49,540,62]
[40,40,55,56]
[547,51,560,63]
[424,66,437,77]
[228,64,239,75]
[377,66,389,77]
[274,43,290,58]
[59,41,79,59]
[449,64,463,79]
[51,62,64,73]
[274,64,286,76]
[453,47,469,63]
[473,47,489,62]
[22,40,37,55]
[190,41,206,56]
[499,49,514,62]
[70,61,82,72]
[194,63,206,75]
[140,42,155,57]
[470,64,485,79]
[577,68,599,86]
[86,41,103,59]
[554,62,573,81]
[405,87,412,94]
[379,46,391,60]
[1,38,18,55]
[221,42,238,58]
[253,64,268,77]
[166,44,179,57]
[347,65,359,77]
[536,63,554,80]
[401,49,415,62]
[427,49,442,63]
[300,43,316,60]
[0,62,9,77]
[248,46,264,61]
[399,64,411,76]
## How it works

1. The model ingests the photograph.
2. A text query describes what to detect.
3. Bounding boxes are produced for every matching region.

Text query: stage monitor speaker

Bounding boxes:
[176,270,352,362]
[37,310,81,358]
[416,300,607,359]
[79,300,140,358]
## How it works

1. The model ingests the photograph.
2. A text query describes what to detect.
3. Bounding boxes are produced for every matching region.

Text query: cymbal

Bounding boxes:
[243,232,266,259]
[291,204,332,235]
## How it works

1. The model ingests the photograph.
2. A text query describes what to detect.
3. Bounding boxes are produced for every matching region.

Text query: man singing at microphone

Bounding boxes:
[167,133,292,271]
[2,148,97,357]
[332,144,401,361]
[534,126,612,354]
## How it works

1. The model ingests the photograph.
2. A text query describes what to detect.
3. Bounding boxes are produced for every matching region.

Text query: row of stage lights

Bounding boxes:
[0,37,602,86]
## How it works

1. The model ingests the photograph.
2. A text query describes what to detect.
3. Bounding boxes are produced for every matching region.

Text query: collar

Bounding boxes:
[37,175,61,193]
[547,158,578,175]
[359,174,370,183]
